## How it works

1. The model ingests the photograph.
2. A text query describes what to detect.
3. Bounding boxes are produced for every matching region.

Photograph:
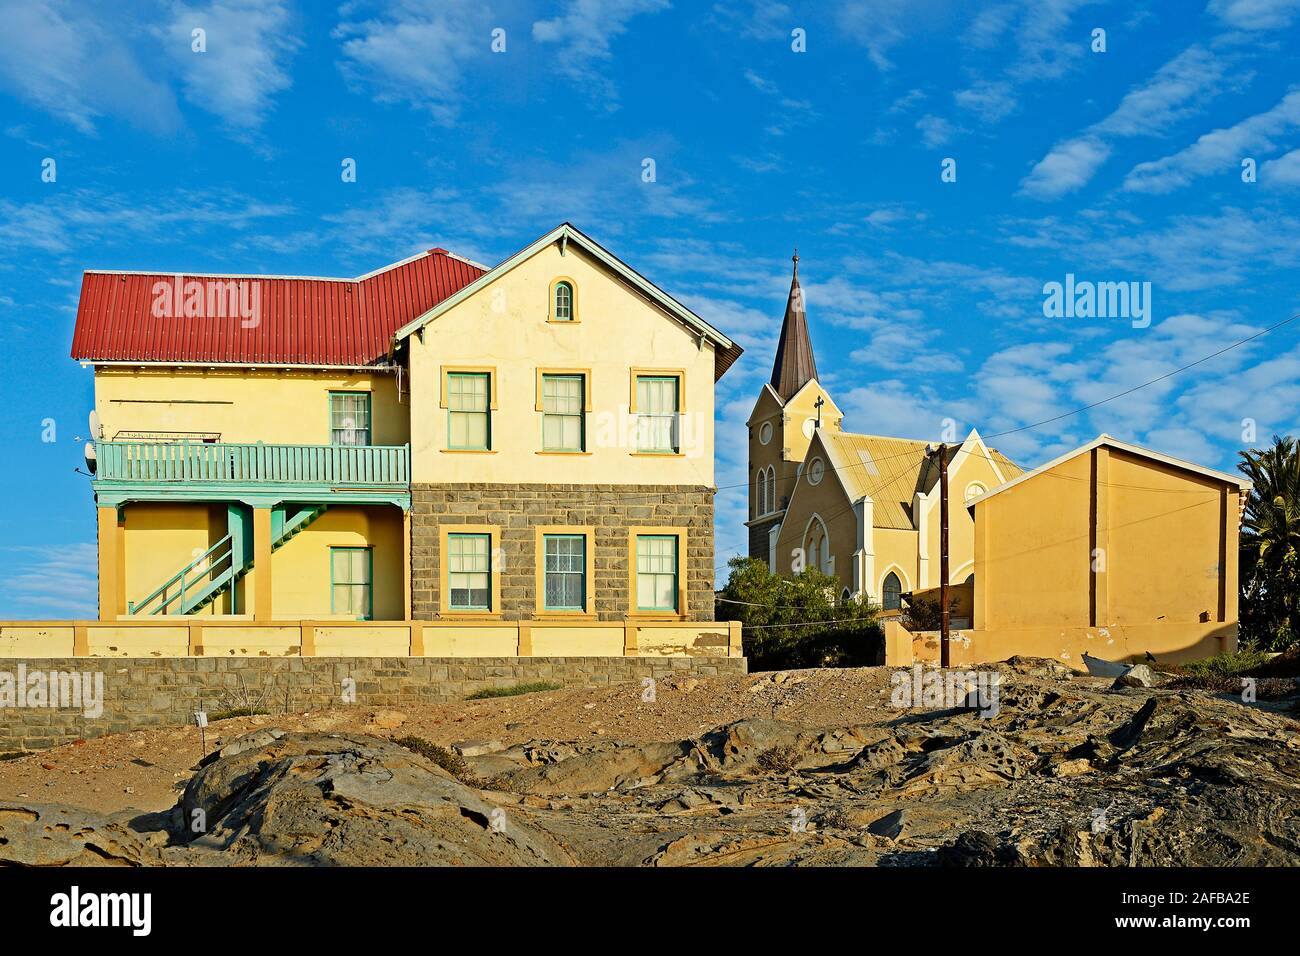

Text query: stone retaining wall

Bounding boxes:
[0,654,746,752]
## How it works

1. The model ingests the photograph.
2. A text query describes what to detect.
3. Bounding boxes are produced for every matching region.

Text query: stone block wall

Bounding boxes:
[0,655,747,752]
[411,483,715,622]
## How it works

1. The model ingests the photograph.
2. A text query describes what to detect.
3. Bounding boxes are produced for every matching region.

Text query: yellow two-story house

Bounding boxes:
[73,224,742,632]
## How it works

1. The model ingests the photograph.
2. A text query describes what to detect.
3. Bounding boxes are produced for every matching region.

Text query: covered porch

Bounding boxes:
[92,441,411,622]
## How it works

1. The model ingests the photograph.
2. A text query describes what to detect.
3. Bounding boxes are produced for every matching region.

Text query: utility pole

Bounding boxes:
[937,444,951,667]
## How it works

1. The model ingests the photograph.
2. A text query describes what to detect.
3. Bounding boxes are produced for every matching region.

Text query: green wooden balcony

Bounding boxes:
[92,441,410,509]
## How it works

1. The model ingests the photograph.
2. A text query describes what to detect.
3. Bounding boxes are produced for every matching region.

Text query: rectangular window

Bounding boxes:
[448,532,491,610]
[636,534,678,612]
[447,372,490,450]
[635,376,679,453]
[330,392,371,446]
[543,534,586,610]
[542,373,585,452]
[330,547,373,619]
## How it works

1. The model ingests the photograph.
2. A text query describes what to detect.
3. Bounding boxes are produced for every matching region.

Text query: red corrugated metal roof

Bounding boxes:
[70,249,487,367]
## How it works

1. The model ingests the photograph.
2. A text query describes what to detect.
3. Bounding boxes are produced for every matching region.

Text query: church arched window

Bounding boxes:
[882,571,902,610]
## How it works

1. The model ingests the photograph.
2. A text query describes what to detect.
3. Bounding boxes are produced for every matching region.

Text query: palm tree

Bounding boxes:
[1238,436,1300,650]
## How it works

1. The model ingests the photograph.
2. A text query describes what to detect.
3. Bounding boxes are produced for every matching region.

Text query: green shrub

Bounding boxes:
[392,735,474,780]
[756,744,801,773]
[465,681,562,700]
[715,557,882,670]
[1172,649,1270,679]
[209,707,270,721]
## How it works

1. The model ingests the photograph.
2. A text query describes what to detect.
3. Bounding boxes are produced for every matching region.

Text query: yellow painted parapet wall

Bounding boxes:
[0,619,742,660]
[883,619,1236,671]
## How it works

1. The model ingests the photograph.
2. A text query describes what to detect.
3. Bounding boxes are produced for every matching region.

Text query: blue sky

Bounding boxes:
[0,0,1298,617]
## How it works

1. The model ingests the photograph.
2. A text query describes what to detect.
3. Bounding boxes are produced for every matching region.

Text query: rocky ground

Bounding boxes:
[2,659,1298,866]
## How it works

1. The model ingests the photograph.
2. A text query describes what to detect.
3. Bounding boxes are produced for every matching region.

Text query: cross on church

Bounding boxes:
[814,395,824,428]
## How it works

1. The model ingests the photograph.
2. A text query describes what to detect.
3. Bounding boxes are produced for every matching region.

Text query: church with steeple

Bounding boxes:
[746,255,1023,613]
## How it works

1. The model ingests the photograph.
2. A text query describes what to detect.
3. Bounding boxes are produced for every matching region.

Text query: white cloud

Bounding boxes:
[836,0,942,71]
[1261,147,1300,185]
[1208,0,1300,30]
[532,0,671,103]
[1020,136,1112,200]
[161,0,300,130]
[1020,46,1233,199]
[0,0,181,133]
[916,114,956,148]
[335,0,491,124]
[0,189,293,256]
[954,80,1016,123]
[951,0,1095,126]
[1123,89,1300,193]
[1096,47,1231,137]
[0,544,98,618]
[1002,204,1300,292]
[486,136,719,234]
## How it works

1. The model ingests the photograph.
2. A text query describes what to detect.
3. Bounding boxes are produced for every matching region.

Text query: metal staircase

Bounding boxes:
[128,504,329,615]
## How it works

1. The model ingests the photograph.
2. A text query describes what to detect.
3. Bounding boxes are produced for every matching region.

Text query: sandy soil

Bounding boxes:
[0,667,909,815]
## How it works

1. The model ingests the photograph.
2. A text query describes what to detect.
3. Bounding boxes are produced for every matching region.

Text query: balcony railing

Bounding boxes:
[94,441,410,487]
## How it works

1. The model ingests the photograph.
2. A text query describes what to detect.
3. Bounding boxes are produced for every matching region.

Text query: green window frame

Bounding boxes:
[544,534,586,611]
[448,532,491,610]
[635,376,679,453]
[636,534,678,612]
[554,281,574,320]
[541,373,585,452]
[330,391,372,446]
[330,547,373,620]
[447,372,491,450]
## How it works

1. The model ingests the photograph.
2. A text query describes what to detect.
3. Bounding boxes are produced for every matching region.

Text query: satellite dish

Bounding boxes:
[84,442,97,475]
[88,410,102,439]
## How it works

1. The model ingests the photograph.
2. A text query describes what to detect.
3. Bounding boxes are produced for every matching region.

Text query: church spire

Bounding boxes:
[769,250,818,401]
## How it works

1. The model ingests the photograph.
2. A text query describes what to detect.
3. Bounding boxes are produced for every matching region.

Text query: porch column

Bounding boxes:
[403,508,413,620]
[96,505,124,620]
[253,506,274,621]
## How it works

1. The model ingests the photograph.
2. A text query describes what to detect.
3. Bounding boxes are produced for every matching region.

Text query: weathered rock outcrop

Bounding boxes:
[2,663,1297,867]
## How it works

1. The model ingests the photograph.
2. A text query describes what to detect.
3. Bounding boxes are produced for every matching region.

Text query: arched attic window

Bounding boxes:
[553,280,574,321]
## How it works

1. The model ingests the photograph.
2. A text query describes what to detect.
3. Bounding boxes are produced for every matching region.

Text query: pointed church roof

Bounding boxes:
[769,252,818,401]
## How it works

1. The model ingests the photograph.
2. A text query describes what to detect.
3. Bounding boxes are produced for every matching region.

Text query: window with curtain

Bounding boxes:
[544,534,586,610]
[330,392,371,446]
[636,534,678,611]
[330,547,372,619]
[636,376,679,453]
[553,281,574,320]
[448,533,491,610]
[447,372,490,450]
[542,374,585,451]
[883,571,902,610]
